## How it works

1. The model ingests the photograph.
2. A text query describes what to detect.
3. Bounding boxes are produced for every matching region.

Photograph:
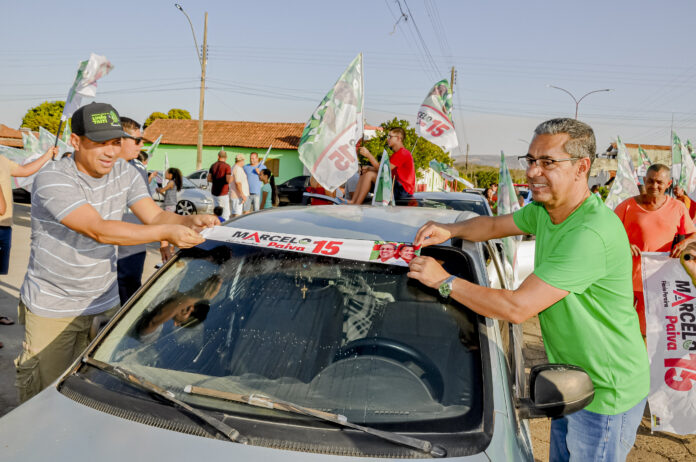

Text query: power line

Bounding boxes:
[401,0,443,76]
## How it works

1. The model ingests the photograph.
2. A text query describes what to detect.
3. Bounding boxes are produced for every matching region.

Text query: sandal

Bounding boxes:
[0,316,14,325]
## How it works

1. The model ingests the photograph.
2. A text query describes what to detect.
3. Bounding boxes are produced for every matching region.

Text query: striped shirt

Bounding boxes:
[20,157,150,318]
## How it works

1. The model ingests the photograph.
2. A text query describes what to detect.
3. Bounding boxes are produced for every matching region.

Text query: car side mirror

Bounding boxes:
[517,364,594,419]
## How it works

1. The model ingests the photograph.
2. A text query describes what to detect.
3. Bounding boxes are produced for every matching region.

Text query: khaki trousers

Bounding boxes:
[14,301,118,403]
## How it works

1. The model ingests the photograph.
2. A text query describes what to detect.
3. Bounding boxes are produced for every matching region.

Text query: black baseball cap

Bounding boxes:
[71,102,126,142]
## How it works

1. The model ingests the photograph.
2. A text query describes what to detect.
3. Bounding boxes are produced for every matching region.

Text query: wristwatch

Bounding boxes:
[438,275,456,298]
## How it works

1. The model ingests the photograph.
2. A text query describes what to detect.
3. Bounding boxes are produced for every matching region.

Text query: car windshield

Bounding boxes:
[90,242,483,431]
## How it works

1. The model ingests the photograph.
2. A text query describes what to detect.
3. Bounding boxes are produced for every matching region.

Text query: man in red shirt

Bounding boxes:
[207,150,232,220]
[348,127,415,204]
[614,163,696,338]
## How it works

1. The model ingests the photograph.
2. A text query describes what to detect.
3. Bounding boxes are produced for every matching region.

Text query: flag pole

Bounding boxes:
[53,119,64,152]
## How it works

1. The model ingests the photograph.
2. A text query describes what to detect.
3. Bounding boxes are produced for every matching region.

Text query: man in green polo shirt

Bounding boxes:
[408,118,649,462]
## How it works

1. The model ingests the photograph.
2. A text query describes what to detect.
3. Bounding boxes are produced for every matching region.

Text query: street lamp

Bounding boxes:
[175,3,208,170]
[547,85,612,119]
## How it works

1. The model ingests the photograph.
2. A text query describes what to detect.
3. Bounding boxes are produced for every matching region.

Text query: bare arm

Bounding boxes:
[414,214,525,247]
[261,190,269,208]
[236,181,246,201]
[129,196,218,231]
[408,257,567,324]
[11,147,58,177]
[60,202,204,248]
[156,181,174,194]
[357,147,380,170]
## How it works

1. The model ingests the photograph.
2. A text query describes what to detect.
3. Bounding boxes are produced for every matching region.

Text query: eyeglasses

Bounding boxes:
[517,155,582,170]
[123,134,144,144]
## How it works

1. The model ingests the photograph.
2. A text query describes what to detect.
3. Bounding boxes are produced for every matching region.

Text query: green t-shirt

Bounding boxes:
[513,194,649,414]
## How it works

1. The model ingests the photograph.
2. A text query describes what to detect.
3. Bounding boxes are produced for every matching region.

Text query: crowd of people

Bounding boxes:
[205,150,278,221]
[2,102,692,460]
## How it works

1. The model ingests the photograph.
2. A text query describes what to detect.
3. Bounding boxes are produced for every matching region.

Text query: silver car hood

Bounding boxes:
[0,385,490,461]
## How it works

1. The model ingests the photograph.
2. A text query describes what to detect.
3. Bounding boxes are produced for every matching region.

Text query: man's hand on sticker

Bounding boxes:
[413,221,452,248]
[408,255,450,289]
[680,241,696,287]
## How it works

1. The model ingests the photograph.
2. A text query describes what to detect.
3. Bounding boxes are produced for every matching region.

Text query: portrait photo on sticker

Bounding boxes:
[369,241,420,266]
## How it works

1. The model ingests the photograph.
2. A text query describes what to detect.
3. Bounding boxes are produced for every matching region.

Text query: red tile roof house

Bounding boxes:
[0,124,28,148]
[143,119,307,184]
[143,119,385,184]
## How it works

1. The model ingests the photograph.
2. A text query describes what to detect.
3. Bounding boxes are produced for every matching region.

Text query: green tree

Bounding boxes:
[21,101,65,133]
[167,108,191,120]
[363,118,451,179]
[144,111,168,129]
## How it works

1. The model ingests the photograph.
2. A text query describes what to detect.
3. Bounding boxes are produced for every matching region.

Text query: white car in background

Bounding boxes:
[187,169,209,189]
[149,172,214,215]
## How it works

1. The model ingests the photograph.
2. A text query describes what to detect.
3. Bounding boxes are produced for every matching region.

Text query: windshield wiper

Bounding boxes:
[82,357,247,444]
[184,384,446,458]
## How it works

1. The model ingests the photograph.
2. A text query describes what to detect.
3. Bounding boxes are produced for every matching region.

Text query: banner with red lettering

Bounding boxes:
[642,252,696,435]
[201,227,419,267]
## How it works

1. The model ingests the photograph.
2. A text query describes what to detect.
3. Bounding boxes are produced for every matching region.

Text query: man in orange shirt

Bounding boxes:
[614,164,696,338]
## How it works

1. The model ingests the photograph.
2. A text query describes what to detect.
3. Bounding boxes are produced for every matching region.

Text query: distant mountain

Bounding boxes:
[453,154,519,169]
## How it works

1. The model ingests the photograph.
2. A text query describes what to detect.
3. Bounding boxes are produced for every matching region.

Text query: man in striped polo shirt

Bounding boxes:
[15,102,218,402]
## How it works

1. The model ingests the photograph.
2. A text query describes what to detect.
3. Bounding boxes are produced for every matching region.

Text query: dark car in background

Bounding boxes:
[277,175,309,205]
[395,191,493,216]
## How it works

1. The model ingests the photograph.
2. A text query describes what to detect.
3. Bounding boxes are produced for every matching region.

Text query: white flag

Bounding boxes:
[416,80,458,152]
[62,53,113,121]
[605,136,639,209]
[298,54,364,192]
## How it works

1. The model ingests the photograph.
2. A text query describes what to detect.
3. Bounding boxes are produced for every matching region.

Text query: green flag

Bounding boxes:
[672,131,683,186]
[146,134,163,157]
[372,150,394,206]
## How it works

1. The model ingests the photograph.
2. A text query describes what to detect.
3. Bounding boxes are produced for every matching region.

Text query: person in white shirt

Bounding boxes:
[229,154,249,217]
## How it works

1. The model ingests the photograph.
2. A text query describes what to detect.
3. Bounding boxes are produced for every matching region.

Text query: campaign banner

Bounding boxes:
[415,79,458,152]
[298,53,363,192]
[201,227,419,267]
[642,252,696,435]
[62,53,113,121]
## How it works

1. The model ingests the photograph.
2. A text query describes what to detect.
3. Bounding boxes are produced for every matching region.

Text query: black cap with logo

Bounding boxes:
[71,102,126,142]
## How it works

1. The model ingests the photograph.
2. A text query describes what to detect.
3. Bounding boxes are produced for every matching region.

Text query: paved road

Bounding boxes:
[0,201,694,460]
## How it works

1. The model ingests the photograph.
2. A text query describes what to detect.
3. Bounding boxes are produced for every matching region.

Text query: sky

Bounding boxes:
[3,0,696,161]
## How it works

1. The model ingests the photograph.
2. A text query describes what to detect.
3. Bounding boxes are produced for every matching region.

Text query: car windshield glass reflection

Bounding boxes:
[92,243,482,430]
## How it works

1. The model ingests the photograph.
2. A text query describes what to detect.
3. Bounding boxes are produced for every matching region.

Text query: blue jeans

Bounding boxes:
[0,226,11,275]
[550,397,646,462]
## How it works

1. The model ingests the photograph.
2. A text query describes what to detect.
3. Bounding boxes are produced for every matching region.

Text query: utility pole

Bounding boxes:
[175,4,208,170]
[196,13,208,170]
[465,143,470,172]
[450,66,455,89]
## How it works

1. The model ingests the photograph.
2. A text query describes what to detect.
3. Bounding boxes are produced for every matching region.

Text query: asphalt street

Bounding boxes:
[0,201,694,461]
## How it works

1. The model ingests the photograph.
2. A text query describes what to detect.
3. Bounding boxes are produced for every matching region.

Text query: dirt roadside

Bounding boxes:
[523,316,696,461]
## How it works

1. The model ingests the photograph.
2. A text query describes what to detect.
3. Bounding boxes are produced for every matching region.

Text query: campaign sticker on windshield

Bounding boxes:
[201,227,420,266]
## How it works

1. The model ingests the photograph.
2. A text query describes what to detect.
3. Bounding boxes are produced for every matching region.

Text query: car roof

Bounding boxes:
[225,205,471,243]
[411,191,486,202]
